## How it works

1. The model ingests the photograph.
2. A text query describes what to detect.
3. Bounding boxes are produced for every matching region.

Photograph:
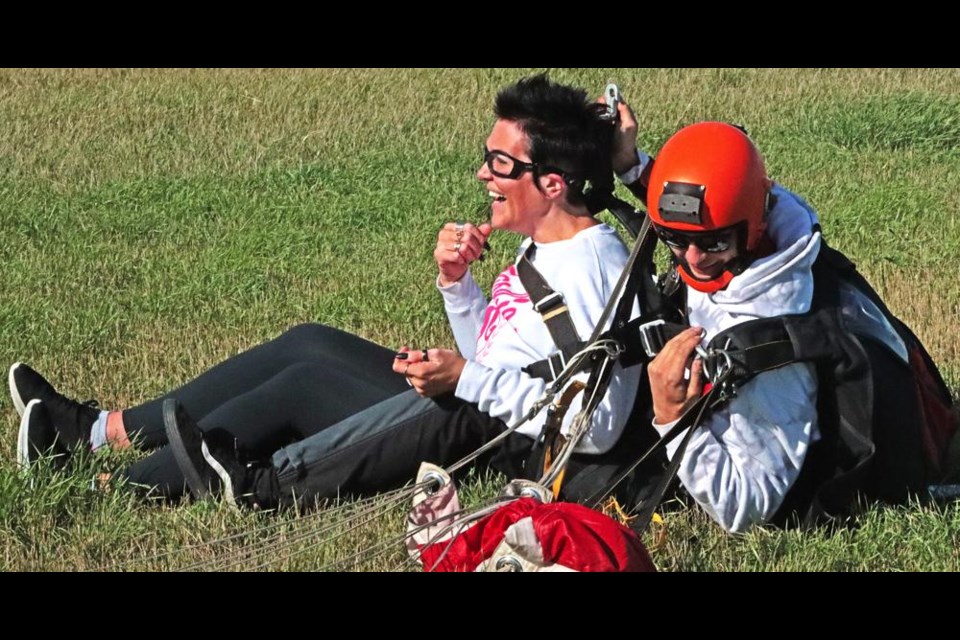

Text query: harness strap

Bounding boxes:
[705,310,849,390]
[518,243,586,381]
[630,391,716,534]
[524,352,572,383]
[587,387,721,532]
[715,339,799,382]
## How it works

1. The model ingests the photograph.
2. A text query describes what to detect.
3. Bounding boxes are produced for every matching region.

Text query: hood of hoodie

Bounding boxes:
[688,184,822,342]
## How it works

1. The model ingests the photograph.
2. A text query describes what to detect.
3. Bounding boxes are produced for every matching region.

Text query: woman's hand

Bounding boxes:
[393,346,467,397]
[435,221,492,287]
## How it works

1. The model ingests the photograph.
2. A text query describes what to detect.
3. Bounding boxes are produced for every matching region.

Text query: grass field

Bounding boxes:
[1,68,958,571]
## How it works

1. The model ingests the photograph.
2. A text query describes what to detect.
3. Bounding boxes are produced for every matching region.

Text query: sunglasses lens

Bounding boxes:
[656,228,689,250]
[661,235,687,250]
[699,233,733,253]
[656,227,735,253]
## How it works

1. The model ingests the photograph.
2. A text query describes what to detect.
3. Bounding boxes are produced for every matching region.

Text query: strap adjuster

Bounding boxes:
[638,319,667,358]
[534,292,568,322]
[547,352,566,379]
[533,291,564,314]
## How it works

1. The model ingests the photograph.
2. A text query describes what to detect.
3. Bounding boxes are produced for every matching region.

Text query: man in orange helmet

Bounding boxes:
[609,102,957,533]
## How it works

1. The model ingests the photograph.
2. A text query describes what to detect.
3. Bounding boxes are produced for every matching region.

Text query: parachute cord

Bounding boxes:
[321,499,514,572]
[538,349,617,488]
[444,340,622,476]
[586,362,733,512]
[117,480,431,572]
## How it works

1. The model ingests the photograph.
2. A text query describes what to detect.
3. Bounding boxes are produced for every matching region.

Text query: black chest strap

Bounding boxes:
[517,243,586,381]
[704,306,854,400]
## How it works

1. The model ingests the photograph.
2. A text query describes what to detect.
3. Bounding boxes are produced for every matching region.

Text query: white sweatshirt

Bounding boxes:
[653,185,823,533]
[439,223,642,454]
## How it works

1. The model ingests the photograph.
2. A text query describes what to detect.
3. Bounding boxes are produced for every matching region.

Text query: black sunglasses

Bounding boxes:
[655,225,737,254]
[483,147,571,182]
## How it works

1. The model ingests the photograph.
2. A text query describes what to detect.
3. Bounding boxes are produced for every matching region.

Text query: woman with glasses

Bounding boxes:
[13,74,645,510]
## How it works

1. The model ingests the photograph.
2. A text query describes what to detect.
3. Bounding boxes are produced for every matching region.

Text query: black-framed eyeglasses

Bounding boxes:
[483,147,570,182]
[654,225,737,254]
[483,147,536,179]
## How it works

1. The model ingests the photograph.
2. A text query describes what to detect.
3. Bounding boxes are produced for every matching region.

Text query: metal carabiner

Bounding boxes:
[602,83,621,122]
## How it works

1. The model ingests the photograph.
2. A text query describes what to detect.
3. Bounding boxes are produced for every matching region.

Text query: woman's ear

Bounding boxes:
[537,172,568,200]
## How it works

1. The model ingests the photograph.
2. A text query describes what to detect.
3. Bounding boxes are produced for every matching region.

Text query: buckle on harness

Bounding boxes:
[534,291,565,315]
[638,320,668,358]
[547,352,566,380]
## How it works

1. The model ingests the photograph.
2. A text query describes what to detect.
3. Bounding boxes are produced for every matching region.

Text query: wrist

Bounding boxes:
[617,150,651,185]
[653,403,681,425]
[613,150,640,175]
[438,270,465,288]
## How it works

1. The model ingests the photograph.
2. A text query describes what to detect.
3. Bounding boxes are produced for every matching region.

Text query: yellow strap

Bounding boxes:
[550,469,566,499]
[541,381,586,499]
[540,305,569,322]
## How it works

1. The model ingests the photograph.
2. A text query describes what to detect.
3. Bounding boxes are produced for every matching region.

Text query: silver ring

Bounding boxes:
[453,242,462,252]
[454,221,465,232]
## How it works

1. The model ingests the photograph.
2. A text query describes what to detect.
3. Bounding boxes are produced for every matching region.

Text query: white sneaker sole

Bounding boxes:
[9,362,26,417]
[163,399,237,508]
[202,440,237,505]
[17,399,41,469]
[162,399,209,498]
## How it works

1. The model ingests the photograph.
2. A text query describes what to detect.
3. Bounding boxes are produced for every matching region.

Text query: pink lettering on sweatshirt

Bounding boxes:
[475,265,530,361]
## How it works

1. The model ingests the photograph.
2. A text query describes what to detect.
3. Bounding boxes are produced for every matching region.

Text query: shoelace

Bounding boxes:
[47,397,101,446]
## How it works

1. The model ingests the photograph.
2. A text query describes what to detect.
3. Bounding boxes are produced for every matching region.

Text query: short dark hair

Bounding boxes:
[494,73,613,206]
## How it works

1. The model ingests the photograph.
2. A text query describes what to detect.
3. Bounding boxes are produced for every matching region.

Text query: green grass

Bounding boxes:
[1,68,958,571]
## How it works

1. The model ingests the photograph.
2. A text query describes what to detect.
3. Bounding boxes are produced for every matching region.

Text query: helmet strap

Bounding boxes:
[675,260,737,293]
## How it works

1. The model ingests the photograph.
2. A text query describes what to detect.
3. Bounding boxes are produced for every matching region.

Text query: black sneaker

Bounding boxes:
[17,399,70,469]
[163,399,246,504]
[8,362,100,450]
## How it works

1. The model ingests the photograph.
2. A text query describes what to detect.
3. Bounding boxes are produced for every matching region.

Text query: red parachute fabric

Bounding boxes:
[419,498,655,572]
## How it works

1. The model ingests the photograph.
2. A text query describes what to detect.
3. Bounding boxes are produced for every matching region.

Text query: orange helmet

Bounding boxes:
[648,122,773,292]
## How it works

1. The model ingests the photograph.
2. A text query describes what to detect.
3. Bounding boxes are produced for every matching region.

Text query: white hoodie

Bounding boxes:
[653,185,823,533]
[439,224,642,455]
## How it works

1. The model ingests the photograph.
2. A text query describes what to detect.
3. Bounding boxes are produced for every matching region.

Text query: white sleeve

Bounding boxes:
[456,359,549,429]
[437,270,488,360]
[653,362,818,533]
[616,149,652,185]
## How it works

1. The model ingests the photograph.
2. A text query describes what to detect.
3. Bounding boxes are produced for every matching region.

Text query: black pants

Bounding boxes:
[122,323,659,509]
[122,324,410,496]
[242,386,661,511]
[239,366,661,510]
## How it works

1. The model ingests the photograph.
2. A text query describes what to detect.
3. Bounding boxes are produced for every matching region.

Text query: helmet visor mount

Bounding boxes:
[658,181,706,225]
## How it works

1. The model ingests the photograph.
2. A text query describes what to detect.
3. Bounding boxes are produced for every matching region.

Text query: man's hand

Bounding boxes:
[648,326,706,424]
[393,346,467,397]
[435,221,493,287]
[598,92,640,175]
